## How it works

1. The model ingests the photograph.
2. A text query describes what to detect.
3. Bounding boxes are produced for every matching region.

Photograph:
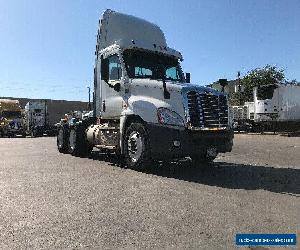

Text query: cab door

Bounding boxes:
[100,54,123,119]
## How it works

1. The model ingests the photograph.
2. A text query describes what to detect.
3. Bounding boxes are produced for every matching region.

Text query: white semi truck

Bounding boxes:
[57,10,234,169]
[0,99,24,137]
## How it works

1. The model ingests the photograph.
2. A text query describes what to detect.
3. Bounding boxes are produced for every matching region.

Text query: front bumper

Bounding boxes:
[146,124,234,160]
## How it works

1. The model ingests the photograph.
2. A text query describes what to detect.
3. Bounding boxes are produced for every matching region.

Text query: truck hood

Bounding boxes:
[167,81,226,96]
[130,78,225,96]
[128,79,227,126]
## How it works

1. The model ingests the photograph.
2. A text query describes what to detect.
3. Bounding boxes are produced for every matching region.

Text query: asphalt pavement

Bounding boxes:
[0,134,299,249]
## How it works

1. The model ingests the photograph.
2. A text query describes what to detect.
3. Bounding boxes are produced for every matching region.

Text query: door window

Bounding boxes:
[108,55,122,81]
[166,66,181,81]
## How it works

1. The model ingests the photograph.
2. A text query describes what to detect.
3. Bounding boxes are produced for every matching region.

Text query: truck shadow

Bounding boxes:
[145,162,300,196]
[89,152,300,196]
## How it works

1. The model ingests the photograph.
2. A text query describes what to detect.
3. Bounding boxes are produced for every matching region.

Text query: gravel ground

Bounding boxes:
[0,134,299,249]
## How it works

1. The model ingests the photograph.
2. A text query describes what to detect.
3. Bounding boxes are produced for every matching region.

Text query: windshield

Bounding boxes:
[1,111,22,119]
[123,49,184,82]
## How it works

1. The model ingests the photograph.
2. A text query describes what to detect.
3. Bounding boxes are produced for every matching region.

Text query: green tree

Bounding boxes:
[239,65,285,102]
[286,79,300,86]
[229,92,244,106]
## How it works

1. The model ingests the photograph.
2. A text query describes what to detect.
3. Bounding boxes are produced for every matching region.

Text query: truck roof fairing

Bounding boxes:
[97,9,183,60]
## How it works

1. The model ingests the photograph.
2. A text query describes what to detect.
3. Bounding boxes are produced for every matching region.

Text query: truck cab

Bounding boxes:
[57,10,234,169]
[0,99,24,137]
[24,101,47,136]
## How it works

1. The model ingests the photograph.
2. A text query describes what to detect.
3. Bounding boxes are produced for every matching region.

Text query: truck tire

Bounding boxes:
[124,122,152,170]
[191,155,216,168]
[31,128,38,137]
[57,127,69,153]
[68,126,92,157]
[191,148,217,168]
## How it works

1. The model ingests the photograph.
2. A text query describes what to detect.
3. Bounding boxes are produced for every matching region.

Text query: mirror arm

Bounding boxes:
[163,79,170,99]
[185,73,191,83]
[105,81,121,92]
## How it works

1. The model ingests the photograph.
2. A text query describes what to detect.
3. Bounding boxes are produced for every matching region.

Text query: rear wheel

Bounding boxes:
[68,126,92,157]
[57,126,68,153]
[31,128,37,137]
[124,122,152,170]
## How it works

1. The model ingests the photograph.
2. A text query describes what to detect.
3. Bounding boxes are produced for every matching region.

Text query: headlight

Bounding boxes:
[157,107,184,127]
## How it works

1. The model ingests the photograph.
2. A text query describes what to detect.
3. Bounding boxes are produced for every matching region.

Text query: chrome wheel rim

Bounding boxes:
[127,131,143,162]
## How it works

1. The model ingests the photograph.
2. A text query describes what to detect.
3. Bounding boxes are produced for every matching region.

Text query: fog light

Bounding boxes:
[173,140,180,147]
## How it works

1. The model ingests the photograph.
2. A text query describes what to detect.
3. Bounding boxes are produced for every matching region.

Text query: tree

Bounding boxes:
[285,79,300,86]
[229,91,244,106]
[239,65,285,102]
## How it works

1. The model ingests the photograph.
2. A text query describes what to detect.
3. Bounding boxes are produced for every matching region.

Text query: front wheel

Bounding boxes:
[191,147,217,168]
[124,122,152,170]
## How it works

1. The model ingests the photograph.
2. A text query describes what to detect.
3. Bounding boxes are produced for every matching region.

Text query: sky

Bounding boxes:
[0,0,299,101]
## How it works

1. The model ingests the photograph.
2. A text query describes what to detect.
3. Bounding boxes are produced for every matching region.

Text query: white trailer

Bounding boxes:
[230,102,254,131]
[56,10,234,169]
[245,102,255,120]
[24,101,57,136]
[253,84,300,132]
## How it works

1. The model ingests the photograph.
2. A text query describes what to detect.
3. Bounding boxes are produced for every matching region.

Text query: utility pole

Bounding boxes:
[237,71,242,133]
[87,86,91,111]
[237,71,242,105]
[44,99,47,127]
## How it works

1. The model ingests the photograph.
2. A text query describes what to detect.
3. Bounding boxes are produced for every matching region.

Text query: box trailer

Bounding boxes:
[24,101,57,136]
[253,84,300,132]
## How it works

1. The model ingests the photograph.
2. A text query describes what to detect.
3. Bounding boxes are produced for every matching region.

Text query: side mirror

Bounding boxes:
[101,58,109,82]
[185,73,191,83]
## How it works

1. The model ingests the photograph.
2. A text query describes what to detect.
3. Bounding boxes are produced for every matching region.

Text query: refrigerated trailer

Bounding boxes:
[56,9,234,169]
[253,84,300,132]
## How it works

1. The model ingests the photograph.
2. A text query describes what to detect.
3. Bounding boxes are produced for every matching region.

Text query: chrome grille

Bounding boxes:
[186,91,228,128]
